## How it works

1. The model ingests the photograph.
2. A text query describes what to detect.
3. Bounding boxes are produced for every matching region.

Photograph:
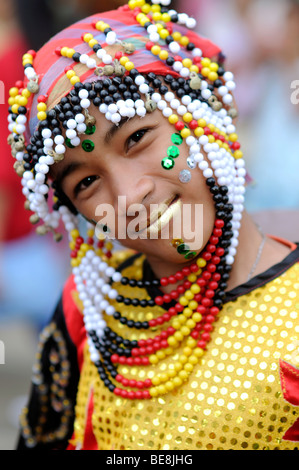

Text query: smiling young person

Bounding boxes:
[9,0,299,451]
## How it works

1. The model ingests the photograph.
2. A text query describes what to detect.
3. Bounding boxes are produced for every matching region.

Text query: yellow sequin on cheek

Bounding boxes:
[71,261,299,450]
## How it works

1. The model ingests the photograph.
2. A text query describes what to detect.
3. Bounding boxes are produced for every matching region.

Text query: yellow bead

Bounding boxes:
[183,308,193,318]
[80,243,90,252]
[186,319,196,329]
[192,312,202,323]
[197,118,207,128]
[174,331,184,342]
[172,32,181,41]
[9,87,19,97]
[183,347,192,357]
[139,16,149,26]
[87,229,94,238]
[66,48,76,58]
[229,134,238,143]
[185,290,194,300]
[174,362,183,371]
[156,350,166,360]
[188,300,198,311]
[168,114,179,125]
[208,71,218,82]
[149,387,158,397]
[181,128,191,138]
[182,58,192,68]
[183,112,193,123]
[37,111,47,121]
[210,62,219,72]
[167,369,176,378]
[201,58,211,67]
[173,377,183,387]
[125,61,135,71]
[151,45,161,56]
[149,354,159,364]
[194,347,204,357]
[184,363,194,373]
[157,385,167,395]
[156,23,163,33]
[178,370,189,381]
[105,242,113,251]
[136,0,145,7]
[159,29,169,40]
[179,296,188,306]
[70,229,80,239]
[151,4,161,12]
[186,337,197,348]
[187,274,197,283]
[178,314,187,324]
[234,150,243,159]
[165,381,175,391]
[22,89,31,98]
[152,376,160,386]
[18,97,28,107]
[197,257,207,268]
[69,241,76,250]
[95,20,105,30]
[70,76,80,85]
[179,354,188,364]
[141,4,151,14]
[189,65,199,73]
[180,36,189,46]
[119,56,129,65]
[161,13,171,22]
[208,135,215,143]
[159,49,169,60]
[201,67,210,77]
[89,39,98,48]
[190,284,200,294]
[37,102,47,112]
[152,12,162,21]
[167,336,178,347]
[172,320,181,330]
[181,326,191,336]
[8,97,15,106]
[60,47,69,57]
[77,250,84,258]
[22,53,33,61]
[159,373,168,383]
[70,259,80,268]
[188,355,199,365]
[194,127,204,137]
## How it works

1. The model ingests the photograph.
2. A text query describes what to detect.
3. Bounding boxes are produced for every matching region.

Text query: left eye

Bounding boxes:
[127,128,148,149]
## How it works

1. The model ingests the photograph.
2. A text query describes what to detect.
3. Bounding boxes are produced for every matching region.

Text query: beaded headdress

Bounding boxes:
[8,0,246,400]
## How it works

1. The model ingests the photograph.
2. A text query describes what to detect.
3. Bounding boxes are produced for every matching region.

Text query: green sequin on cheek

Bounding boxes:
[85,125,96,135]
[167,145,180,158]
[82,140,95,152]
[65,138,75,149]
[161,157,175,169]
[171,133,183,145]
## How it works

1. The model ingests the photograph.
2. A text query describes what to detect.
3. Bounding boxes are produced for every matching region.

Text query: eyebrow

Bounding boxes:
[104,117,130,144]
[55,161,85,190]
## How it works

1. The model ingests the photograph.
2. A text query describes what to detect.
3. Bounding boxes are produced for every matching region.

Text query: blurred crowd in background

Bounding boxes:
[0,0,298,449]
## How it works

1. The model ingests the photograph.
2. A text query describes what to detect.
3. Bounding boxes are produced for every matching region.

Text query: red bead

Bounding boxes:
[37,95,48,103]
[116,374,123,383]
[111,354,119,363]
[170,291,179,299]
[204,127,211,135]
[182,267,191,276]
[191,331,199,339]
[177,285,185,294]
[121,390,128,398]
[134,357,142,366]
[202,297,212,307]
[189,120,199,130]
[174,55,182,62]
[70,250,77,258]
[175,121,185,131]
[114,51,123,60]
[143,391,151,399]
[209,236,219,245]
[161,340,168,349]
[27,49,36,57]
[203,271,212,280]
[149,319,157,327]
[197,279,206,287]
[128,391,136,400]
[215,219,225,228]
[168,275,177,284]
[203,252,212,261]
[167,327,176,335]
[194,294,202,302]
[114,388,122,396]
[212,256,221,265]
[216,247,225,257]
[175,271,184,281]
[163,294,171,304]
[146,41,155,51]
[205,289,215,299]
[145,346,154,355]
[163,313,171,321]
[213,228,223,237]
[136,381,144,389]
[232,142,241,150]
[55,47,62,56]
[129,379,136,388]
[141,357,150,365]
[201,332,211,342]
[204,324,213,332]
[122,378,129,387]
[138,339,146,348]
[161,330,169,339]
[212,273,221,282]
[207,263,216,273]
[160,277,169,287]
[183,280,191,289]
[196,305,207,315]
[197,340,207,349]
[210,306,220,316]
[144,379,152,388]
[193,56,202,65]
[207,244,216,253]
[175,303,184,313]
[205,315,216,324]
[119,356,126,364]
[155,296,164,306]
[156,317,164,325]
[209,281,218,290]
[126,358,134,366]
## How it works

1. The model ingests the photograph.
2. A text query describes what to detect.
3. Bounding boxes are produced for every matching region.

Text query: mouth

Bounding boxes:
[146,195,181,237]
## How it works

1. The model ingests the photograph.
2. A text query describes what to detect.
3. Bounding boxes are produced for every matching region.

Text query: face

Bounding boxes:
[51,103,216,267]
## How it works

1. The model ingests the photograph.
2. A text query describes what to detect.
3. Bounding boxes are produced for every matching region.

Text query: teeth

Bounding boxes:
[147,198,182,238]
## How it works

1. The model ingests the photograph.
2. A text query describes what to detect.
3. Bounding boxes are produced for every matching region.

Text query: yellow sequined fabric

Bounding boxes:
[72,256,299,450]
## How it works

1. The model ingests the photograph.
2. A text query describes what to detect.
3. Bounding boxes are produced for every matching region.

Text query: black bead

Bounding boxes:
[72,52,81,62]
[206,177,216,187]
[124,298,131,306]
[131,298,140,307]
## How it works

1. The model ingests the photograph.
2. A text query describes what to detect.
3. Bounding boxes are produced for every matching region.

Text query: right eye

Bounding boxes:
[74,175,99,196]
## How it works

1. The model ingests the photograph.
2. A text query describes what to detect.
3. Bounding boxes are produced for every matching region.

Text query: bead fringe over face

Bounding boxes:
[8,0,246,399]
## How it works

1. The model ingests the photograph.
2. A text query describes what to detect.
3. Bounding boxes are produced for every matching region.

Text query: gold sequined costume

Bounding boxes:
[18,241,299,450]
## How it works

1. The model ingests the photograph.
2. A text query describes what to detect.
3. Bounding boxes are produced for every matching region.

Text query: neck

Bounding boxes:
[145,210,292,294]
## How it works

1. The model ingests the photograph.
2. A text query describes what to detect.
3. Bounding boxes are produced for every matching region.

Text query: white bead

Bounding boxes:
[75,113,85,124]
[186,17,197,29]
[112,272,122,282]
[80,98,90,109]
[135,75,145,86]
[43,138,53,148]
[67,118,77,129]
[77,123,87,133]
[55,144,66,155]
[139,83,149,94]
[137,107,146,117]
[66,129,77,139]
[149,32,160,42]
[86,58,96,69]
[106,31,117,45]
[79,54,89,64]
[111,113,121,123]
[203,168,213,178]
[224,71,234,82]
[198,161,209,170]
[99,104,108,114]
[170,99,180,109]
[223,94,233,105]
[78,89,89,99]
[38,184,49,195]
[177,105,187,115]
[173,61,183,72]
[201,89,212,100]
[180,67,190,78]
[108,103,118,114]
[169,42,181,54]
[102,54,113,64]
[70,136,81,147]
[162,107,172,118]
[38,163,49,174]
[16,115,27,125]
[152,93,161,103]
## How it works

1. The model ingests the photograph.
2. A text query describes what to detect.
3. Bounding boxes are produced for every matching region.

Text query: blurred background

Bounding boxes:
[0,0,298,450]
